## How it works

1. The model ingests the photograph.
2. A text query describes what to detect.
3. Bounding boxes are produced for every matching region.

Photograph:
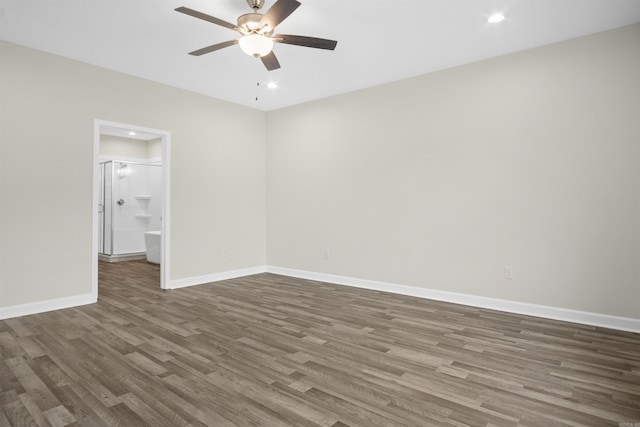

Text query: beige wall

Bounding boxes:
[100,135,163,161]
[100,135,150,159]
[0,41,266,308]
[266,25,640,318]
[147,138,162,160]
[2,25,638,321]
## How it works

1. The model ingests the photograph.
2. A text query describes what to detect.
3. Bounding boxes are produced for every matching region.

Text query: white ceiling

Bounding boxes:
[1,0,639,111]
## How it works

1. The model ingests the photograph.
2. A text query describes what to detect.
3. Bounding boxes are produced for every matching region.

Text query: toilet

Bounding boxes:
[144,231,161,264]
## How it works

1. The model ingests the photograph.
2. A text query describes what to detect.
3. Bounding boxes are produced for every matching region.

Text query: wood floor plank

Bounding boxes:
[0,409,11,427]
[0,260,638,426]
[17,392,50,427]
[41,404,76,427]
[4,357,60,412]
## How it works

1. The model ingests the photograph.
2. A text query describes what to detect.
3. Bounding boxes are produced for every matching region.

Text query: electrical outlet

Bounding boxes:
[324,249,331,260]
[222,248,229,258]
[504,266,513,280]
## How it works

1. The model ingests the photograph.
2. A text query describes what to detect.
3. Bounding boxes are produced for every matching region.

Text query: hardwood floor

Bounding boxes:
[1,261,639,426]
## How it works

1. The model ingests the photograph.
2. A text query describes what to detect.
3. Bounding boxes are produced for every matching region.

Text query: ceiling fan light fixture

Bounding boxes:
[239,34,274,57]
[488,13,505,23]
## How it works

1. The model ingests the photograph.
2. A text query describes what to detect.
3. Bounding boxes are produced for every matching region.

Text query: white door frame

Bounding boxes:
[92,119,171,295]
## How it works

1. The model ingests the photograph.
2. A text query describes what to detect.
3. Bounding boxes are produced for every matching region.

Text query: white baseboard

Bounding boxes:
[4,266,637,334]
[98,253,147,263]
[0,266,267,319]
[168,265,267,289]
[0,293,96,321]
[266,266,640,333]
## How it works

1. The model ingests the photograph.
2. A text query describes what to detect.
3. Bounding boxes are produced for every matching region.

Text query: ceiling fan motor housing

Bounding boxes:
[237,13,271,35]
[247,0,265,11]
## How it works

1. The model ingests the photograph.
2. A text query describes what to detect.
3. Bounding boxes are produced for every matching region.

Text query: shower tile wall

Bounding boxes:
[112,163,160,254]
[99,135,162,256]
[146,165,162,232]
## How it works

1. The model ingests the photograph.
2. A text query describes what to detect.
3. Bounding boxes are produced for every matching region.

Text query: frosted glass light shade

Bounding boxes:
[239,34,274,58]
[488,13,505,23]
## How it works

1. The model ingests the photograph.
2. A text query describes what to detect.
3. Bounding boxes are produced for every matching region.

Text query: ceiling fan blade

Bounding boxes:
[274,34,337,50]
[260,51,281,71]
[175,6,238,31]
[260,0,301,31]
[189,40,239,56]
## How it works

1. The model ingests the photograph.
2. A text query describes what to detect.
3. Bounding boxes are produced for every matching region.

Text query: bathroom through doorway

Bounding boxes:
[92,120,171,297]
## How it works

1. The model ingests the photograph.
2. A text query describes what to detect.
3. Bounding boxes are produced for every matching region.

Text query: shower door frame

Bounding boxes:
[99,160,163,257]
[92,119,171,294]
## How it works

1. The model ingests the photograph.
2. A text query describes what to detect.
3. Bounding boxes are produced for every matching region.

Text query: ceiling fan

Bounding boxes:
[175,0,337,71]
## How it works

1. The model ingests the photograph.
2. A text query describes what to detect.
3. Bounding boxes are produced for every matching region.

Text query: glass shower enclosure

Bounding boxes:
[98,160,162,258]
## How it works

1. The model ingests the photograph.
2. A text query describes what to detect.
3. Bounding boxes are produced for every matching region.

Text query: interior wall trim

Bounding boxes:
[266,266,640,333]
[93,119,172,293]
[0,266,266,319]
[0,294,96,321]
[4,266,636,333]
[168,265,267,290]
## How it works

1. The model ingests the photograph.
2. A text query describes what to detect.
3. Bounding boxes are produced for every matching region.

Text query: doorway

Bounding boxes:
[92,120,171,297]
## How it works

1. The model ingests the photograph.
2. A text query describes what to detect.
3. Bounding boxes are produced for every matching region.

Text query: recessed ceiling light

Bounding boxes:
[128,131,136,136]
[267,82,278,89]
[488,13,505,24]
